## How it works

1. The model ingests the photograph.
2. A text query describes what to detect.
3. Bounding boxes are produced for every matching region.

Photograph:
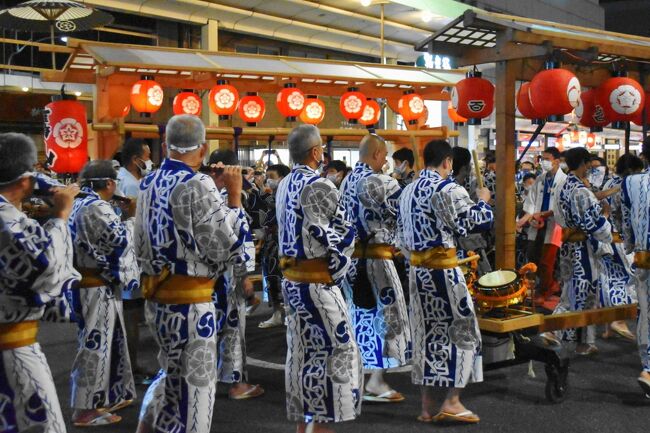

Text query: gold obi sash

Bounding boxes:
[612,232,624,244]
[141,267,214,304]
[352,243,395,260]
[0,321,38,350]
[562,228,587,243]
[77,268,106,289]
[279,257,333,284]
[634,251,650,269]
[409,246,459,270]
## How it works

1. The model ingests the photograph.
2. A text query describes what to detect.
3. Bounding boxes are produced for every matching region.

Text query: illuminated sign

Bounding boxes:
[416,53,452,70]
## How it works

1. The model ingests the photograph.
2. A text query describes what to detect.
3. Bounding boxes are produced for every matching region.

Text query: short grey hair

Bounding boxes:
[288,124,322,164]
[79,160,116,190]
[0,133,37,185]
[166,114,206,154]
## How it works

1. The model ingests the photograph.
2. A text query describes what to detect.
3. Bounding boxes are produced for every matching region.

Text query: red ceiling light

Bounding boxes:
[529,62,581,121]
[451,70,494,125]
[238,93,266,126]
[130,76,163,117]
[299,95,325,125]
[339,87,367,124]
[173,91,202,116]
[398,89,426,125]
[359,98,381,128]
[276,83,305,122]
[209,79,239,120]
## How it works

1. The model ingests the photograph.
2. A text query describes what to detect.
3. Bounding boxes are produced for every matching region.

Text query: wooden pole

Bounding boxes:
[495,59,518,269]
[472,150,484,189]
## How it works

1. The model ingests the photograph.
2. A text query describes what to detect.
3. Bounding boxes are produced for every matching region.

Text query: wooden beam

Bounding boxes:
[495,59,518,269]
[0,37,74,53]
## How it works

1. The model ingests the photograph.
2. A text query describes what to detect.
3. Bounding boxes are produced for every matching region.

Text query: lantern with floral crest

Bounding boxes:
[359,98,381,128]
[209,80,239,120]
[339,87,367,124]
[130,76,163,117]
[398,89,425,125]
[238,93,266,126]
[173,91,202,116]
[300,95,326,125]
[276,83,305,122]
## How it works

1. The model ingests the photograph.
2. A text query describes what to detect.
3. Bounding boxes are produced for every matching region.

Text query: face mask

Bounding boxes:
[540,160,553,172]
[589,167,606,187]
[326,173,340,185]
[394,161,407,176]
[560,162,568,172]
[266,178,279,191]
[137,159,153,176]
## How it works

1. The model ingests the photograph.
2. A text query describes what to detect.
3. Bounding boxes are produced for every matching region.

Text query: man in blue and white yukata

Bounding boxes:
[398,139,492,424]
[0,132,80,433]
[135,115,249,433]
[339,134,411,403]
[68,160,139,427]
[277,124,362,433]
[555,147,612,356]
[621,143,650,396]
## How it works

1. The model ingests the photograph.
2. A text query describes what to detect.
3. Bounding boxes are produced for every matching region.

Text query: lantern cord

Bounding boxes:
[267,135,275,166]
[624,121,631,154]
[326,136,334,160]
[517,120,546,164]
[233,126,242,157]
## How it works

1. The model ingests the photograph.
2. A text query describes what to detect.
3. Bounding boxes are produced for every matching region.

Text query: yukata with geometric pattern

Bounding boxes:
[68,186,138,411]
[339,162,411,369]
[599,176,634,308]
[555,173,612,342]
[397,169,492,388]
[276,164,362,424]
[0,194,80,433]
[621,171,650,373]
[214,189,256,385]
[135,159,249,433]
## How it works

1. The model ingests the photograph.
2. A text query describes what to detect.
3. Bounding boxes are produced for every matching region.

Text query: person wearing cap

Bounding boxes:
[277,124,361,433]
[135,115,249,433]
[397,139,492,425]
[620,149,650,396]
[205,149,264,400]
[555,147,613,356]
[339,134,411,403]
[67,160,139,426]
[0,132,80,433]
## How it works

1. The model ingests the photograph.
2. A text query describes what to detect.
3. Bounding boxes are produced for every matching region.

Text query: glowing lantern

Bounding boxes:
[586,133,596,148]
[276,83,305,122]
[451,70,494,125]
[575,88,609,132]
[447,101,467,125]
[238,93,265,126]
[339,87,367,124]
[598,75,645,128]
[359,98,381,127]
[43,90,88,174]
[570,129,580,143]
[529,64,580,120]
[130,76,164,116]
[209,80,239,120]
[516,82,543,124]
[299,95,325,125]
[173,91,202,116]
[398,89,426,125]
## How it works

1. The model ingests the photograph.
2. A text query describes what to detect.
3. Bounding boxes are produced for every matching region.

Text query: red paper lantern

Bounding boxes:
[276,83,305,122]
[632,92,650,126]
[447,101,467,124]
[173,92,202,116]
[451,71,494,125]
[529,66,580,119]
[598,76,645,125]
[359,98,381,127]
[586,132,596,148]
[43,94,88,174]
[516,82,543,122]
[238,93,266,126]
[299,96,325,125]
[209,80,239,120]
[575,88,609,131]
[340,87,367,124]
[398,89,426,125]
[130,77,164,116]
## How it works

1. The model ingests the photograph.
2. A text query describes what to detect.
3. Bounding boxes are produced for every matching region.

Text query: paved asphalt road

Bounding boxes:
[39,297,650,433]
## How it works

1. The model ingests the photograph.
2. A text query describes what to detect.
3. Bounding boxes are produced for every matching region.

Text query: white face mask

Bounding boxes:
[540,160,553,172]
[560,162,568,172]
[394,161,407,176]
[326,173,340,186]
[589,166,606,187]
[138,159,153,176]
[266,178,279,191]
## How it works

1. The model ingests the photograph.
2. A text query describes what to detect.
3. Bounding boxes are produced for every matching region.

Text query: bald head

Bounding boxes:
[359,134,388,172]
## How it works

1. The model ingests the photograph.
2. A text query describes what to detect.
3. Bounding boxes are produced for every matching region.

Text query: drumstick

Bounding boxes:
[457,254,481,266]
[471,150,484,189]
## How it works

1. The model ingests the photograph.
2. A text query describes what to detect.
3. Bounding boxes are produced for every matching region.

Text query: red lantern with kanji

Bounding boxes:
[575,88,609,132]
[398,89,426,125]
[209,80,239,120]
[173,91,202,116]
[529,65,580,120]
[299,95,325,125]
[43,92,88,174]
[238,93,265,126]
[276,83,305,122]
[517,82,543,124]
[598,75,645,127]
[451,70,494,125]
[130,76,164,116]
[339,87,367,124]
[359,98,381,127]
[632,91,650,126]
[447,101,467,125]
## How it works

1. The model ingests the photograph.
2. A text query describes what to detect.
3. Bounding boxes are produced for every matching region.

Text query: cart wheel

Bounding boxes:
[544,364,568,403]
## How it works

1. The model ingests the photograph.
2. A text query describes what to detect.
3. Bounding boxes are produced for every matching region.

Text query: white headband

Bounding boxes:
[167,143,203,154]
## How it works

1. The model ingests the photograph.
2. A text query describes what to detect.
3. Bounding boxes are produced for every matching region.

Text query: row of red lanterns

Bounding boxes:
[126,77,425,127]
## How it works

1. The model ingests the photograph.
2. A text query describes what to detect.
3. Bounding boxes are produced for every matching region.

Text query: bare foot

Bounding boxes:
[72,409,121,426]
[229,382,264,399]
